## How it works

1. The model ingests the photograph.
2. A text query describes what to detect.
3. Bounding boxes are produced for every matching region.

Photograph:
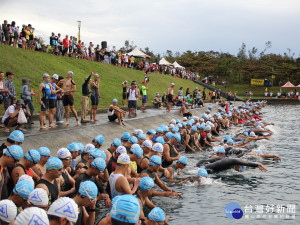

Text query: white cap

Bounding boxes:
[52,74,59,80]
[18,174,35,188]
[130,144,140,151]
[250,132,256,137]
[152,143,163,154]
[28,188,49,206]
[117,153,131,165]
[137,129,144,136]
[57,147,71,159]
[48,197,79,223]
[84,143,95,153]
[177,123,183,128]
[116,146,127,154]
[142,140,153,149]
[0,200,17,223]
[168,124,175,129]
[170,119,176,124]
[15,207,49,225]
[182,117,188,121]
[171,83,175,86]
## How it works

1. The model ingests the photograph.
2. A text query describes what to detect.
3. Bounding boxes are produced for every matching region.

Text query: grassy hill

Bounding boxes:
[0,44,205,114]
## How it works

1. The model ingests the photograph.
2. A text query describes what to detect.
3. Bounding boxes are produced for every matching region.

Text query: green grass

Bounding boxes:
[0,44,206,114]
[214,84,291,98]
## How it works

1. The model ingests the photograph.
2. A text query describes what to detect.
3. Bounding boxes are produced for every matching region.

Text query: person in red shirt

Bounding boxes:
[62,35,69,56]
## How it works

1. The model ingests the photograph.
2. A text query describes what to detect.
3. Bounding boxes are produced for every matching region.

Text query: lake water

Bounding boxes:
[152,105,300,224]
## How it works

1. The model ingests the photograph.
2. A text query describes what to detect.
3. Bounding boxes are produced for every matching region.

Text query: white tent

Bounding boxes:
[159,57,171,66]
[173,61,185,68]
[126,47,151,58]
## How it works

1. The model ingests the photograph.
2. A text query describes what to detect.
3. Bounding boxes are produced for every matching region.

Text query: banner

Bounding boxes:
[251,79,264,86]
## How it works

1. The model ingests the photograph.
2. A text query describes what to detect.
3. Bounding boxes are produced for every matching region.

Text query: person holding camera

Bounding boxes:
[2,99,30,133]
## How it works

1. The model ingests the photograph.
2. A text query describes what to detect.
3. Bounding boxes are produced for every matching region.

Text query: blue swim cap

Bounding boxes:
[173,133,181,142]
[147,129,156,135]
[9,130,24,143]
[46,157,63,170]
[208,106,213,110]
[77,142,84,154]
[148,207,165,222]
[227,138,234,144]
[200,124,206,130]
[79,181,98,198]
[131,146,143,159]
[243,131,249,137]
[155,136,165,145]
[239,165,245,172]
[99,151,107,160]
[5,145,23,160]
[121,132,131,141]
[91,158,106,171]
[165,132,173,140]
[187,121,193,127]
[113,98,118,103]
[138,133,146,140]
[191,125,197,132]
[111,138,122,147]
[224,135,231,140]
[156,127,163,133]
[206,110,210,113]
[110,195,140,224]
[255,150,263,155]
[149,155,162,166]
[181,122,186,127]
[159,124,165,127]
[176,119,180,124]
[202,113,208,119]
[178,156,188,164]
[139,177,154,191]
[172,126,179,133]
[38,147,51,157]
[197,168,208,177]
[67,142,81,152]
[128,136,138,144]
[13,180,34,198]
[218,107,223,111]
[94,134,104,145]
[89,148,102,159]
[25,150,41,164]
[162,125,169,133]
[217,147,225,154]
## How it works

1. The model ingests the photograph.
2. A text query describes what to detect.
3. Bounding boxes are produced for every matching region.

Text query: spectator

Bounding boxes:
[35,38,42,51]
[141,81,148,111]
[122,80,128,106]
[56,76,65,123]
[127,82,139,117]
[90,73,100,122]
[57,33,63,55]
[81,72,92,123]
[94,44,100,62]
[11,21,19,47]
[20,78,34,124]
[2,99,30,133]
[2,20,9,45]
[0,71,8,116]
[88,42,94,61]
[4,71,16,110]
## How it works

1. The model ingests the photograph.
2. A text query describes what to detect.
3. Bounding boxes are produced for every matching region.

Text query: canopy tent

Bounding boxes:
[296,84,300,89]
[126,47,151,59]
[281,81,295,88]
[173,61,185,69]
[159,57,171,66]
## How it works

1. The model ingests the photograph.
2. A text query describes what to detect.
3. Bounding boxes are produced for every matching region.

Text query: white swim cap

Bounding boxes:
[28,188,49,206]
[15,207,49,225]
[0,200,17,223]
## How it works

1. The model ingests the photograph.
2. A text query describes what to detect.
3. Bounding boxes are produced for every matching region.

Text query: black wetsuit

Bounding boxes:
[203,158,259,173]
[137,156,149,174]
[196,156,224,167]
[106,156,117,175]
[37,179,59,206]
[0,166,8,200]
[61,171,72,192]
[162,143,177,168]
[75,172,105,194]
[185,134,195,153]
[140,168,156,181]
[75,207,84,225]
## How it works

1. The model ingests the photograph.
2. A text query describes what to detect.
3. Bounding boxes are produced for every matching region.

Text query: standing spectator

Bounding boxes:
[56,76,65,123]
[127,82,138,117]
[11,21,19,47]
[2,20,9,45]
[81,72,92,123]
[28,25,34,50]
[94,44,100,62]
[117,51,122,66]
[48,74,63,128]
[59,71,80,126]
[166,83,175,113]
[21,25,27,49]
[122,80,128,106]
[57,33,63,55]
[20,78,34,124]
[141,81,148,111]
[68,36,73,56]
[88,42,94,61]
[124,54,129,67]
[62,35,68,56]
[202,88,206,101]
[185,88,190,97]
[0,72,8,116]
[4,71,16,110]
[90,74,100,122]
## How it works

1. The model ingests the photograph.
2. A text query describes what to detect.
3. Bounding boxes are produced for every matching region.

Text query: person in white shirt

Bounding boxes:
[127,82,139,117]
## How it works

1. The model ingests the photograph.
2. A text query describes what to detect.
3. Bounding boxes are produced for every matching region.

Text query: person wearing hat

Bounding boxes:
[76,143,94,169]
[106,145,126,175]
[104,138,121,164]
[10,149,41,187]
[56,148,76,197]
[162,156,188,181]
[47,197,79,224]
[1,99,30,133]
[9,180,34,208]
[0,130,24,157]
[122,80,128,106]
[140,81,149,111]
[127,82,139,117]
[210,147,226,159]
[109,154,140,199]
[146,207,169,225]
[166,83,175,113]
[0,145,23,200]
[108,98,126,126]
[0,199,18,224]
[162,133,181,168]
[36,157,63,206]
[32,147,51,178]
[26,188,49,210]
[15,207,49,225]
[90,73,101,122]
[48,74,63,128]
[92,134,105,149]
[57,71,80,126]
[81,72,93,123]
[3,71,16,110]
[20,78,35,124]
[184,126,202,152]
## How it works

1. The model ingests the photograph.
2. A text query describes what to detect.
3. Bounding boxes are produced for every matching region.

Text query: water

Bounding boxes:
[152,105,300,224]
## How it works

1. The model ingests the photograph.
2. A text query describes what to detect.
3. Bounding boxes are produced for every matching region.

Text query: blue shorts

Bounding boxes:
[91,95,99,106]
[142,95,148,103]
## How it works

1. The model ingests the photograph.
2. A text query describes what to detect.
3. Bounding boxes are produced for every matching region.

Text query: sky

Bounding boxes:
[1,0,300,57]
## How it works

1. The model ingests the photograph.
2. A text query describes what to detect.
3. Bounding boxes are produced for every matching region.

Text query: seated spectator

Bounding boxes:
[35,39,42,51]
[153,93,163,109]
[108,99,126,126]
[2,99,30,133]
